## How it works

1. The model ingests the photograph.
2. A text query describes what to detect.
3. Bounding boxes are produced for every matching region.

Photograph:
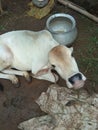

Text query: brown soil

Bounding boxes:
[0,1,98,130]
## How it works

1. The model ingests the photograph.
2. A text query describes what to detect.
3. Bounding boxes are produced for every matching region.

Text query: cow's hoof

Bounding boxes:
[24,72,32,82]
[13,82,20,88]
[10,75,20,87]
[26,76,32,82]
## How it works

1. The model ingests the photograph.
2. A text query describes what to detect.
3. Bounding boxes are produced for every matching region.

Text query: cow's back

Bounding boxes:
[0,30,59,70]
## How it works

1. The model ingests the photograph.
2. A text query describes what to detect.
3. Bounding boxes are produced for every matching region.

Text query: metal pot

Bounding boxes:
[46,13,78,46]
[32,0,49,8]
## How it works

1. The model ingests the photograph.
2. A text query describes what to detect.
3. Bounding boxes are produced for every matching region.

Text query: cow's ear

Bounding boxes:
[69,47,73,53]
[35,68,50,77]
[34,64,52,77]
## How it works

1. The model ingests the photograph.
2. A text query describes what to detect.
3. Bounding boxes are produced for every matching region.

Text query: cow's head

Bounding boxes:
[49,45,86,89]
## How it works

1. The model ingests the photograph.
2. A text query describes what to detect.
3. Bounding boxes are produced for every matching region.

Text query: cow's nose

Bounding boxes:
[68,73,82,85]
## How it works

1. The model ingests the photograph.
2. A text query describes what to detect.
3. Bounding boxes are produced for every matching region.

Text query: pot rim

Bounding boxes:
[46,13,76,34]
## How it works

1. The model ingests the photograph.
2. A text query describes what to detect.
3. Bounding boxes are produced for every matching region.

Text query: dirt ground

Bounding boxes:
[0,0,98,130]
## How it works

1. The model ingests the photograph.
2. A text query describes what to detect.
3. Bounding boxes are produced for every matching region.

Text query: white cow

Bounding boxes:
[0,30,86,89]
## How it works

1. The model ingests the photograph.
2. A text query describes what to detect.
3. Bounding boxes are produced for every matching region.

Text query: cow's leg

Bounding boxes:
[0,44,13,71]
[1,69,31,82]
[0,44,20,84]
[0,73,18,84]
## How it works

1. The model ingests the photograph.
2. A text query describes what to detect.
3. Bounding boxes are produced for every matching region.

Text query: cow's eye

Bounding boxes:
[52,64,55,68]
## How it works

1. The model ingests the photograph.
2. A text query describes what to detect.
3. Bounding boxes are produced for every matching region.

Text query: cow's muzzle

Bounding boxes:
[68,73,86,89]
